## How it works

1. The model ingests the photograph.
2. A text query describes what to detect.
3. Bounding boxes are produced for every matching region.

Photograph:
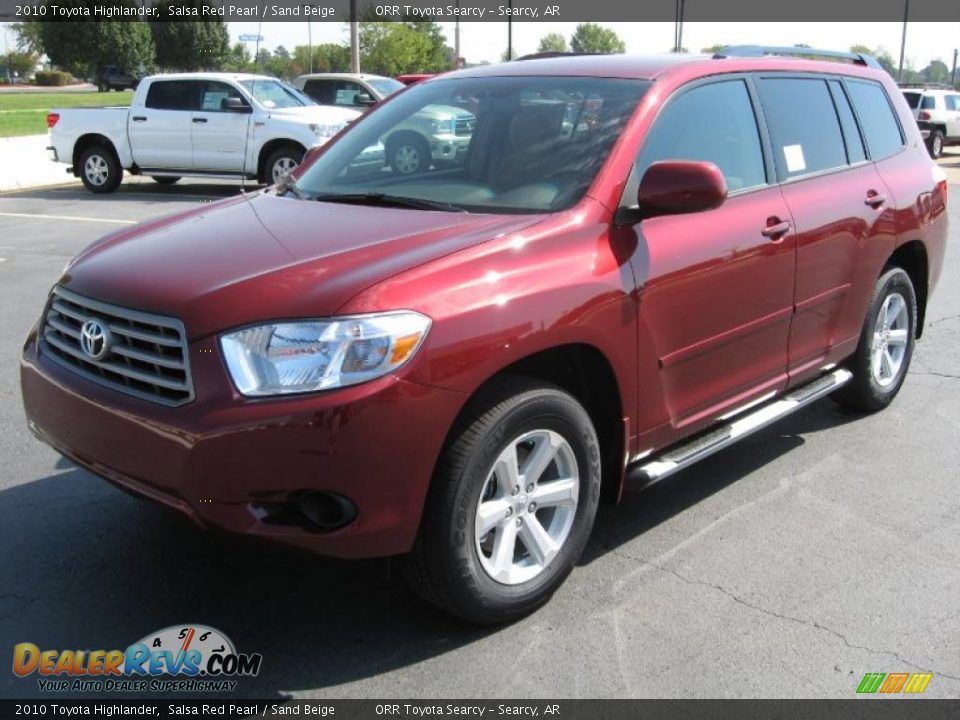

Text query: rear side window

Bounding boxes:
[902,92,920,109]
[145,81,198,111]
[757,78,847,178]
[637,79,766,192]
[946,95,960,111]
[921,95,937,110]
[846,81,904,160]
[303,79,333,105]
[828,81,866,164]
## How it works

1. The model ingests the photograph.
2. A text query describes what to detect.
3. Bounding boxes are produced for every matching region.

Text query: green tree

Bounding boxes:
[921,60,949,84]
[700,43,726,54]
[37,12,154,78]
[2,51,38,79]
[537,33,567,54]
[10,22,44,54]
[292,43,351,74]
[222,43,252,73]
[570,23,625,54]
[850,44,896,76]
[359,21,451,76]
[149,6,229,71]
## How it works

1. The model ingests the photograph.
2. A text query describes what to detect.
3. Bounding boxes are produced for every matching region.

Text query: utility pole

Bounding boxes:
[455,0,461,68]
[350,0,360,73]
[676,0,685,54]
[308,22,313,74]
[952,48,958,88]
[897,0,909,82]
[507,0,513,60]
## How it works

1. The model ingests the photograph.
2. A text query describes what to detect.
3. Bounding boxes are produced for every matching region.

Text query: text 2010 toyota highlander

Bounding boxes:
[21,48,948,623]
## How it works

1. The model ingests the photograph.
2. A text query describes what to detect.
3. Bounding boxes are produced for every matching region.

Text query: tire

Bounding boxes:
[928,129,945,159]
[399,375,602,624]
[265,146,303,185]
[832,267,917,413]
[97,83,107,93]
[151,176,180,186]
[388,134,431,175]
[78,145,122,194]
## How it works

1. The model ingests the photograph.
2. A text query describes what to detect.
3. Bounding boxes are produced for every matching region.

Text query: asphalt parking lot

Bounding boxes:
[1,166,959,700]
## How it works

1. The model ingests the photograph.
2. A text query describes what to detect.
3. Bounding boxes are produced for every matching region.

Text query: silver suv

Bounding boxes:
[901,85,960,157]
[293,72,475,175]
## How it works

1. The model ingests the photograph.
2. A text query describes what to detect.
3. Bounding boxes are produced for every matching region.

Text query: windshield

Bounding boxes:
[239,79,309,109]
[902,91,920,109]
[368,77,405,98]
[292,75,649,213]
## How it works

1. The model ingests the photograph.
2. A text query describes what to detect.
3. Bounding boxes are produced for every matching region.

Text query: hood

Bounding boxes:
[266,105,360,125]
[61,193,544,340]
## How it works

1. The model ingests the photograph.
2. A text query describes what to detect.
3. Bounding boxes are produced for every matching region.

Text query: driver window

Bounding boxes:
[637,80,767,193]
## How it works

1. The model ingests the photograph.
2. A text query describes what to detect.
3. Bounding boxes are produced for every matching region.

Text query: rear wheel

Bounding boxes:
[78,145,122,194]
[400,376,602,624]
[151,176,180,186]
[832,267,917,412]
[928,129,945,159]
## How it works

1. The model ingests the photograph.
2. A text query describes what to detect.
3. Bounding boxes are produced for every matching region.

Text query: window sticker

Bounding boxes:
[784,144,806,173]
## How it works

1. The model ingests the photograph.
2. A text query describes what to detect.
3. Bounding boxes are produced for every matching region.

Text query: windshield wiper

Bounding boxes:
[311,192,468,213]
[275,178,312,201]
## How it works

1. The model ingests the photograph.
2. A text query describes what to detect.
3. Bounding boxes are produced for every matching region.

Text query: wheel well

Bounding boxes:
[886,240,929,337]
[460,344,626,505]
[385,130,429,153]
[257,139,306,183]
[72,134,117,172]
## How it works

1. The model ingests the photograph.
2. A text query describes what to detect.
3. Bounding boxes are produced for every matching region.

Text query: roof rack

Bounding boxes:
[513,51,601,61]
[714,45,882,70]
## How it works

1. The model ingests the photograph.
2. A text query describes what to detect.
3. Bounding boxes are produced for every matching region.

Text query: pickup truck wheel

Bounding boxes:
[832,267,916,412]
[388,135,430,175]
[928,129,944,159]
[266,147,303,185]
[79,145,122,194]
[151,176,180,186]
[399,376,601,624]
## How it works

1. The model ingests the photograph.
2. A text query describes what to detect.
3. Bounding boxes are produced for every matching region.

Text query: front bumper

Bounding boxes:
[21,327,465,558]
[430,134,471,163]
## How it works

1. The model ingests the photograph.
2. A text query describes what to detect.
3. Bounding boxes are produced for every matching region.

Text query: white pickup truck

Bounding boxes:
[47,72,375,193]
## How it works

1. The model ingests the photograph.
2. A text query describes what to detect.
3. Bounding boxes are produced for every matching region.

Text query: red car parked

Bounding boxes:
[21,47,948,623]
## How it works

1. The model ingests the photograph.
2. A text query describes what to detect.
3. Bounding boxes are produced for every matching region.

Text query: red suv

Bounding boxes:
[21,47,948,623]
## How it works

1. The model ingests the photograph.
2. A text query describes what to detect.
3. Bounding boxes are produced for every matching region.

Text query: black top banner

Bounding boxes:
[0,0,957,23]
[3,700,960,719]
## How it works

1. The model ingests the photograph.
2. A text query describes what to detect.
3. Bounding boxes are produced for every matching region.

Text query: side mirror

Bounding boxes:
[637,160,727,219]
[354,92,377,107]
[222,97,252,113]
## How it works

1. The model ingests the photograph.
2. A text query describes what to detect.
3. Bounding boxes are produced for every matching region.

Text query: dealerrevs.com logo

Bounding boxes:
[12,624,262,693]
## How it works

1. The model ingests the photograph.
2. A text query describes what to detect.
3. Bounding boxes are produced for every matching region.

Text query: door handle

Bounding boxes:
[131,116,147,122]
[192,117,208,124]
[761,220,791,239]
[864,192,887,208]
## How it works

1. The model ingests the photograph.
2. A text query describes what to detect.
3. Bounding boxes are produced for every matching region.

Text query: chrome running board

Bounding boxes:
[627,368,853,489]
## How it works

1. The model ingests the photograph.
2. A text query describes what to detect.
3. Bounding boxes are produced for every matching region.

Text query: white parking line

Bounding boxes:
[0,212,136,225]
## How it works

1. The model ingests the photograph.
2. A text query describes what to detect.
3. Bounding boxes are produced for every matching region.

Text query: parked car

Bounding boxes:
[96,66,140,92]
[292,72,405,109]
[397,73,435,86]
[22,48,947,623]
[901,85,960,157]
[46,72,371,193]
[294,71,472,175]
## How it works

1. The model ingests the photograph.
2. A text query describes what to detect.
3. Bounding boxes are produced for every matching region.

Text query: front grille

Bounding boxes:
[40,286,194,407]
[455,117,475,136]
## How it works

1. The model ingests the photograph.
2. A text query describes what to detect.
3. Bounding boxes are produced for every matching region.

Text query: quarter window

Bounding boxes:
[757,78,847,178]
[846,81,904,161]
[637,79,766,192]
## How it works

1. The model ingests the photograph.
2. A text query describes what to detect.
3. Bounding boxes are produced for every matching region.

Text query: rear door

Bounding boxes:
[630,78,796,428]
[755,75,897,381]
[945,94,960,138]
[130,80,197,169]
[190,81,251,172]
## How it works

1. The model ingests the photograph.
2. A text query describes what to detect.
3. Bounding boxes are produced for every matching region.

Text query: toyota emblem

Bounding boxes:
[80,319,111,361]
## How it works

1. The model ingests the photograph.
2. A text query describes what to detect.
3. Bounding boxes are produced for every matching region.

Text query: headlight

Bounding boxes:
[430,117,455,134]
[310,122,346,139]
[220,311,431,396]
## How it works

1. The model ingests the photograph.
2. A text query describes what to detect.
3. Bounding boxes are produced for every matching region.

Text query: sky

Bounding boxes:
[225,21,959,72]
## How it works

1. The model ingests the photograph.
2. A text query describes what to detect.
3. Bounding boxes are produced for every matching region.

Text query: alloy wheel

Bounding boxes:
[870,292,909,388]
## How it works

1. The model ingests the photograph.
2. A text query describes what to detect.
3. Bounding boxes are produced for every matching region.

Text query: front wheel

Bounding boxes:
[400,376,602,624]
[78,145,122,193]
[832,267,917,412]
[265,146,303,185]
[388,134,431,175]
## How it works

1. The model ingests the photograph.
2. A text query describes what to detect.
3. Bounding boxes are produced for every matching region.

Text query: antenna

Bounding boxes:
[240,20,264,197]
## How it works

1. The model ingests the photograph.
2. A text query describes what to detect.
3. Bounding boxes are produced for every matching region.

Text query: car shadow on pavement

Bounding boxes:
[0,400,862,699]
[4,183,253,203]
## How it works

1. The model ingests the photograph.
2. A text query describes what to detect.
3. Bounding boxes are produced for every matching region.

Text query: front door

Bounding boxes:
[191,81,251,173]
